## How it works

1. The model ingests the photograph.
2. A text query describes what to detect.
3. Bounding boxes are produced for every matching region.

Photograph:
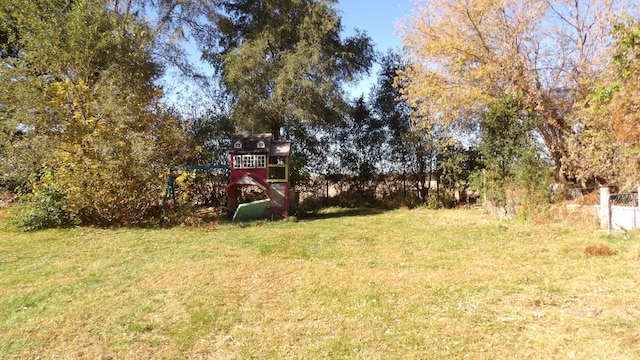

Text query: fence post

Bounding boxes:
[637,186,640,229]
[600,187,610,232]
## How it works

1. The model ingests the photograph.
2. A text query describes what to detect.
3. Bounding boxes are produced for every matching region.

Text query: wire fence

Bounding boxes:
[564,186,640,233]
[610,192,638,207]
[607,190,639,233]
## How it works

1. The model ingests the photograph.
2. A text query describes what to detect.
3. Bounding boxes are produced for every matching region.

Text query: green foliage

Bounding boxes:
[437,138,478,195]
[424,195,441,210]
[612,16,640,80]
[207,0,375,192]
[335,97,387,192]
[8,170,76,231]
[212,0,374,134]
[472,94,551,214]
[369,53,431,202]
[513,150,552,216]
[0,0,188,227]
[589,83,621,106]
[370,51,412,176]
[185,110,236,166]
[563,15,640,189]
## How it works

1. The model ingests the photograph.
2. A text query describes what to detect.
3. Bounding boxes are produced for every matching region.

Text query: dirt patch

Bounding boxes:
[584,244,616,257]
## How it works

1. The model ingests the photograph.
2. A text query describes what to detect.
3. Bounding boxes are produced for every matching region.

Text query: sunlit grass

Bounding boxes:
[1,208,640,358]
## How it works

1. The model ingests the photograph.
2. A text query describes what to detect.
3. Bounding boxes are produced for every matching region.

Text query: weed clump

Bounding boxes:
[584,244,616,257]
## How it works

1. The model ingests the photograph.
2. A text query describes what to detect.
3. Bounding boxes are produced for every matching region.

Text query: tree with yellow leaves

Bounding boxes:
[399,0,635,184]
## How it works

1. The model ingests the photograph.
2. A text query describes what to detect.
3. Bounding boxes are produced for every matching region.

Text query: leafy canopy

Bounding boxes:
[211,0,374,136]
[400,0,633,183]
[1,0,185,227]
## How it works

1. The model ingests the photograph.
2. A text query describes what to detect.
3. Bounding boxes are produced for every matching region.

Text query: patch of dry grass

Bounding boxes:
[1,208,640,358]
[584,244,617,257]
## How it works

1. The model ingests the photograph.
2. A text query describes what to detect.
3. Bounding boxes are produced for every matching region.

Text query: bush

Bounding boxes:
[9,178,76,231]
[424,195,441,210]
[471,94,552,219]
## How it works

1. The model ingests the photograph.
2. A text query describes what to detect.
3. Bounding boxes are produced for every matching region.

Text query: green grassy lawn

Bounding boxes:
[1,208,640,359]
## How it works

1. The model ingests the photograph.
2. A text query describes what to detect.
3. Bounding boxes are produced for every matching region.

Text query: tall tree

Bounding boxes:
[335,96,386,194]
[211,0,375,137]
[399,0,634,183]
[609,16,640,147]
[608,17,640,190]
[0,0,184,226]
[567,15,640,190]
[369,51,413,200]
[560,15,640,190]
[370,51,464,203]
[370,51,412,175]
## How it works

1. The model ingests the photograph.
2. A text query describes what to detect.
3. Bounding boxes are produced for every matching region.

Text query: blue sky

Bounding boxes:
[336,0,414,97]
[337,0,412,51]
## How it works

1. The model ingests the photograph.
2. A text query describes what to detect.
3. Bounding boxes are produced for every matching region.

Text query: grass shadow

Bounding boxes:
[297,206,389,221]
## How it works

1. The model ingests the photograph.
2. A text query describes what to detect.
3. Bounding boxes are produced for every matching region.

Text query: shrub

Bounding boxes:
[471,94,552,218]
[424,195,441,210]
[8,172,76,231]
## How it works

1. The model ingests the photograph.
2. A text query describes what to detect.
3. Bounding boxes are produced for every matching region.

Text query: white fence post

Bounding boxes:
[600,187,610,232]
[637,186,640,229]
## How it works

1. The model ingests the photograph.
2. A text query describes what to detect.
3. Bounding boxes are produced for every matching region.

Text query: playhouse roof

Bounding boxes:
[269,141,291,157]
[230,133,271,154]
[230,133,291,156]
